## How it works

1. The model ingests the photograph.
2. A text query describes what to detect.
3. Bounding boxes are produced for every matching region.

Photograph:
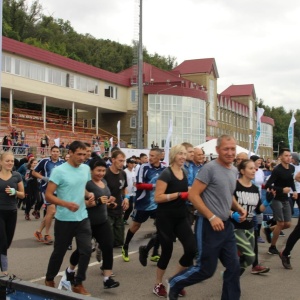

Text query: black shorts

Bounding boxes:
[131,209,156,223]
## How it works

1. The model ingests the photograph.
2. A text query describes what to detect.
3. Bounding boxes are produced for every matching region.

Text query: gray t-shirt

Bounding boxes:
[0,171,22,210]
[196,160,238,221]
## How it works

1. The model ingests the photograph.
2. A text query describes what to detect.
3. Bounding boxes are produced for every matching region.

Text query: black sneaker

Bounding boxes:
[264,227,272,243]
[139,245,148,267]
[104,277,120,289]
[65,269,75,284]
[279,231,285,237]
[166,279,178,300]
[279,252,292,269]
[268,246,279,255]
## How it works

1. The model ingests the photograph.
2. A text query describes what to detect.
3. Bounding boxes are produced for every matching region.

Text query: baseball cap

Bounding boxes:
[126,158,136,164]
[27,153,34,159]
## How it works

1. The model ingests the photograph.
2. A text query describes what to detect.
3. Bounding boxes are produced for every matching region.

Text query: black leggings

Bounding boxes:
[283,199,300,256]
[156,213,196,270]
[70,220,114,270]
[0,209,17,271]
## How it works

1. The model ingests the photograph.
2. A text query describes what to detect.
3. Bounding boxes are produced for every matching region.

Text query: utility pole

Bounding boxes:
[137,0,144,149]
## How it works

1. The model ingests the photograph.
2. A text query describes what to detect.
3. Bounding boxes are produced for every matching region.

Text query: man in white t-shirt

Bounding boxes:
[123,158,137,224]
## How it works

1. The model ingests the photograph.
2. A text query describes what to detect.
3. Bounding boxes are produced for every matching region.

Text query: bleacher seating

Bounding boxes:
[0,102,120,156]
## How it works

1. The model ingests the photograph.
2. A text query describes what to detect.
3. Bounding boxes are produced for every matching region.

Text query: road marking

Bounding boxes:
[30,251,138,283]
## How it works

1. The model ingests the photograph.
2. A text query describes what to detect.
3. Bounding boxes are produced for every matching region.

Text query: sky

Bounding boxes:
[32,0,300,112]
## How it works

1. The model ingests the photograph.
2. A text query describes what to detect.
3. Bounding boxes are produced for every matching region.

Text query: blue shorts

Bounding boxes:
[131,209,156,223]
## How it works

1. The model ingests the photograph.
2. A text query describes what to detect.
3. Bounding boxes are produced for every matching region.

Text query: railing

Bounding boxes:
[0,275,100,300]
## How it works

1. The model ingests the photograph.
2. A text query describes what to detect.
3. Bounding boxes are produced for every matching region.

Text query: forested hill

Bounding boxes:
[2,1,300,151]
[2,0,177,72]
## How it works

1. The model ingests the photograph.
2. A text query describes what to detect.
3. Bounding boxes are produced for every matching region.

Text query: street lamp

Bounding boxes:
[277,140,284,155]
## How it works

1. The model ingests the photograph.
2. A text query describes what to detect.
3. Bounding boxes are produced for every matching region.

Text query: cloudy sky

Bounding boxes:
[35,0,300,112]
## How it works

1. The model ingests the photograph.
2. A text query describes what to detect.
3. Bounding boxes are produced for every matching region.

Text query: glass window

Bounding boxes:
[130,116,137,128]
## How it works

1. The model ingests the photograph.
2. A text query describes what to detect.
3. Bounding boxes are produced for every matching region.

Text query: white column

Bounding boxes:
[96,107,99,135]
[9,89,13,125]
[43,97,46,130]
[72,102,75,133]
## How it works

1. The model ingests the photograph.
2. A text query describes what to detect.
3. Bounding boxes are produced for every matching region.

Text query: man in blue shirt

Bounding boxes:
[44,141,94,296]
[122,148,165,262]
[32,146,64,244]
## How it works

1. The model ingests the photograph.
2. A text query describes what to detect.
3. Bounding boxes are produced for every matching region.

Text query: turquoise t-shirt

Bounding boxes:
[49,162,91,221]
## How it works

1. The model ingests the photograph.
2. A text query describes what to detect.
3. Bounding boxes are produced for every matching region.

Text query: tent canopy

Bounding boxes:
[195,139,254,157]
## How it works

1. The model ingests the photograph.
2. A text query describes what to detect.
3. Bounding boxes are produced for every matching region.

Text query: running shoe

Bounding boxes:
[251,264,270,274]
[44,235,54,245]
[122,246,129,262]
[104,277,120,289]
[34,231,43,242]
[279,231,285,237]
[257,236,265,243]
[153,283,167,297]
[139,245,148,267]
[72,283,91,296]
[268,246,279,255]
[178,289,186,297]
[25,214,31,221]
[150,255,160,262]
[45,280,55,288]
[65,269,75,284]
[279,252,292,269]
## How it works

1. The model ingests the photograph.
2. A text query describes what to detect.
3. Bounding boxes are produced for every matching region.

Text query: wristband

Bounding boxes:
[179,192,189,200]
[9,188,16,196]
[231,211,240,222]
[262,200,270,207]
[124,194,130,200]
[209,215,216,222]
[42,176,49,182]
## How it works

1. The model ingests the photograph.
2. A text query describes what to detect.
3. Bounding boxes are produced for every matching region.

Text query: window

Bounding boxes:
[130,116,137,128]
[83,119,88,128]
[131,89,137,102]
[209,79,215,120]
[105,85,118,99]
[91,119,96,128]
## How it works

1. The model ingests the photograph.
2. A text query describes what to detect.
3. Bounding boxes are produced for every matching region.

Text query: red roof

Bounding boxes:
[261,116,275,126]
[220,84,256,99]
[2,36,129,86]
[173,58,219,78]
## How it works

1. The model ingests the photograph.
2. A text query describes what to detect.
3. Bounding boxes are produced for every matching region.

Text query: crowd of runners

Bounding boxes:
[1,135,300,299]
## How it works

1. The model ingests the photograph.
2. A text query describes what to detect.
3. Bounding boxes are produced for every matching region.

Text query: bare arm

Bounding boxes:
[295,171,300,182]
[32,170,44,180]
[155,179,181,203]
[45,181,79,212]
[189,179,224,231]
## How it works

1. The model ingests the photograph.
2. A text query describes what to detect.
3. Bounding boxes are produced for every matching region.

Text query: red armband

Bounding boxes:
[179,192,189,200]
[136,183,154,191]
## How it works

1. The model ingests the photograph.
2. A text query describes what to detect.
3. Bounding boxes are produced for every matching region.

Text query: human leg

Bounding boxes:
[219,222,241,300]
[168,217,220,296]
[45,220,74,282]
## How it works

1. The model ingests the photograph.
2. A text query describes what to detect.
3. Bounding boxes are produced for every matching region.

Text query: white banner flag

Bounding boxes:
[163,119,173,166]
[288,112,296,152]
[253,107,264,154]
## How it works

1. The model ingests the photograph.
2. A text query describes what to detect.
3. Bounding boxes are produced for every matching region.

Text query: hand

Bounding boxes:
[283,187,291,194]
[238,208,247,222]
[107,202,117,209]
[66,202,79,212]
[292,192,298,200]
[42,176,49,182]
[99,195,109,204]
[5,186,16,196]
[87,192,95,202]
[209,216,224,231]
[109,196,116,202]
[231,212,241,222]
[122,198,129,211]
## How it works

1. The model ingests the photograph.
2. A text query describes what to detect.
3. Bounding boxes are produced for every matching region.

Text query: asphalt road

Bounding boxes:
[7,209,300,300]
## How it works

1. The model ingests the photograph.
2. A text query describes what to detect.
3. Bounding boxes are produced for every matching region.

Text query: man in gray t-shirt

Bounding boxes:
[168,135,247,300]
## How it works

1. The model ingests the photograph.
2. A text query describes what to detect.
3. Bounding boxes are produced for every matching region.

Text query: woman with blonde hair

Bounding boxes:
[0,151,25,276]
[152,144,197,297]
